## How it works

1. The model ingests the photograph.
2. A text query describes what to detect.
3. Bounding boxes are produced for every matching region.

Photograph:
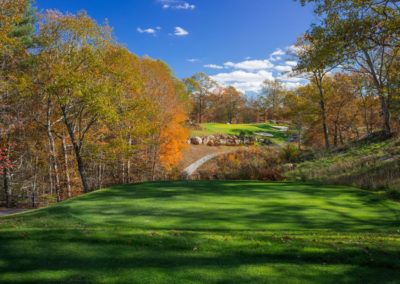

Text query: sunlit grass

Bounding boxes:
[1,181,399,283]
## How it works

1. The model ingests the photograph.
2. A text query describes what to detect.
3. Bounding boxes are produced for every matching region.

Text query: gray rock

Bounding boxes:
[190,136,203,145]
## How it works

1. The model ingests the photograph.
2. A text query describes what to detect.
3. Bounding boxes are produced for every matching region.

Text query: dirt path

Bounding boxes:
[183,152,223,176]
[180,145,232,169]
[182,148,240,177]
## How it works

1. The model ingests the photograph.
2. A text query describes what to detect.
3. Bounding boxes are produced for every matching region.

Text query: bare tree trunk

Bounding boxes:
[316,75,330,149]
[3,167,11,208]
[151,147,157,181]
[378,93,391,136]
[61,135,72,198]
[48,132,61,202]
[48,161,53,195]
[360,94,372,135]
[198,95,203,124]
[32,156,38,208]
[339,128,344,145]
[363,50,391,136]
[333,123,338,147]
[46,97,62,202]
[127,159,131,184]
[97,161,103,188]
[122,160,125,184]
[61,106,90,193]
[74,145,90,193]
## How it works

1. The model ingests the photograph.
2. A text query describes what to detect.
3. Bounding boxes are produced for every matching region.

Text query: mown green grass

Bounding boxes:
[1,181,400,283]
[190,123,288,143]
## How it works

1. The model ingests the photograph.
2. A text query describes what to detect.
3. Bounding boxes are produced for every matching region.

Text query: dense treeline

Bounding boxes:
[184,73,290,124]
[0,1,189,207]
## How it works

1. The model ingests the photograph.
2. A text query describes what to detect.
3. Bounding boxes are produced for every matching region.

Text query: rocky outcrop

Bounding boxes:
[188,134,271,146]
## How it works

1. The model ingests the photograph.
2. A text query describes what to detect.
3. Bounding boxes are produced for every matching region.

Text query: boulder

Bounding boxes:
[203,135,215,145]
[190,136,203,145]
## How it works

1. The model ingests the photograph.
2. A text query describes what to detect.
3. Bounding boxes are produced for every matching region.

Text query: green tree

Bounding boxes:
[184,72,217,123]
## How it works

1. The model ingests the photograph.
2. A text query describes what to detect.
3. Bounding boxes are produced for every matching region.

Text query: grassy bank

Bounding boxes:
[286,137,400,198]
[1,181,399,283]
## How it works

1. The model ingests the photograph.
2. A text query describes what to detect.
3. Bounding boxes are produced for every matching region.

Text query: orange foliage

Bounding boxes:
[159,111,188,169]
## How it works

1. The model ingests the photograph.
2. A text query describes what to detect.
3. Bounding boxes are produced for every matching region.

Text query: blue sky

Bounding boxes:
[36,0,315,93]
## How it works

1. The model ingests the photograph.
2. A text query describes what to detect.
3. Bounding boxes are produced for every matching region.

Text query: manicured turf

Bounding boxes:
[191,123,288,143]
[1,181,400,283]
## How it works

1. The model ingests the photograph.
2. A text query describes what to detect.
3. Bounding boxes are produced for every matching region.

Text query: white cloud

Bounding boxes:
[175,2,196,9]
[174,26,189,36]
[211,70,274,93]
[224,59,274,71]
[269,48,285,61]
[187,58,200,63]
[137,27,157,34]
[203,46,309,94]
[270,48,285,57]
[274,65,293,73]
[204,64,224,69]
[287,45,302,55]
[277,74,308,89]
[159,0,195,10]
[277,76,305,83]
[281,82,303,89]
[285,61,297,67]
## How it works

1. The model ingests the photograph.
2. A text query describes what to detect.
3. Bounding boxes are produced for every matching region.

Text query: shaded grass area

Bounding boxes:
[190,123,288,143]
[1,181,400,283]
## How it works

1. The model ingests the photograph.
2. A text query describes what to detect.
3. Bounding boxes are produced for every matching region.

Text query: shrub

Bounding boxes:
[198,147,283,181]
[279,144,301,163]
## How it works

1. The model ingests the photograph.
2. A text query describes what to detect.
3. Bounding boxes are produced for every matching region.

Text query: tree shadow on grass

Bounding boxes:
[1,181,400,282]
[12,181,400,233]
[0,228,399,283]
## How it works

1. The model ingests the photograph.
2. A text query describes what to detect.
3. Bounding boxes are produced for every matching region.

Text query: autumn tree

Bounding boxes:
[33,11,123,193]
[299,0,400,135]
[259,79,286,121]
[184,72,217,124]
[0,0,36,207]
[295,29,340,149]
[140,58,189,179]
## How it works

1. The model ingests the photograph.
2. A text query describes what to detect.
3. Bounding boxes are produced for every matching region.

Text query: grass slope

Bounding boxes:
[1,181,400,283]
[191,123,288,143]
[287,137,400,194]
